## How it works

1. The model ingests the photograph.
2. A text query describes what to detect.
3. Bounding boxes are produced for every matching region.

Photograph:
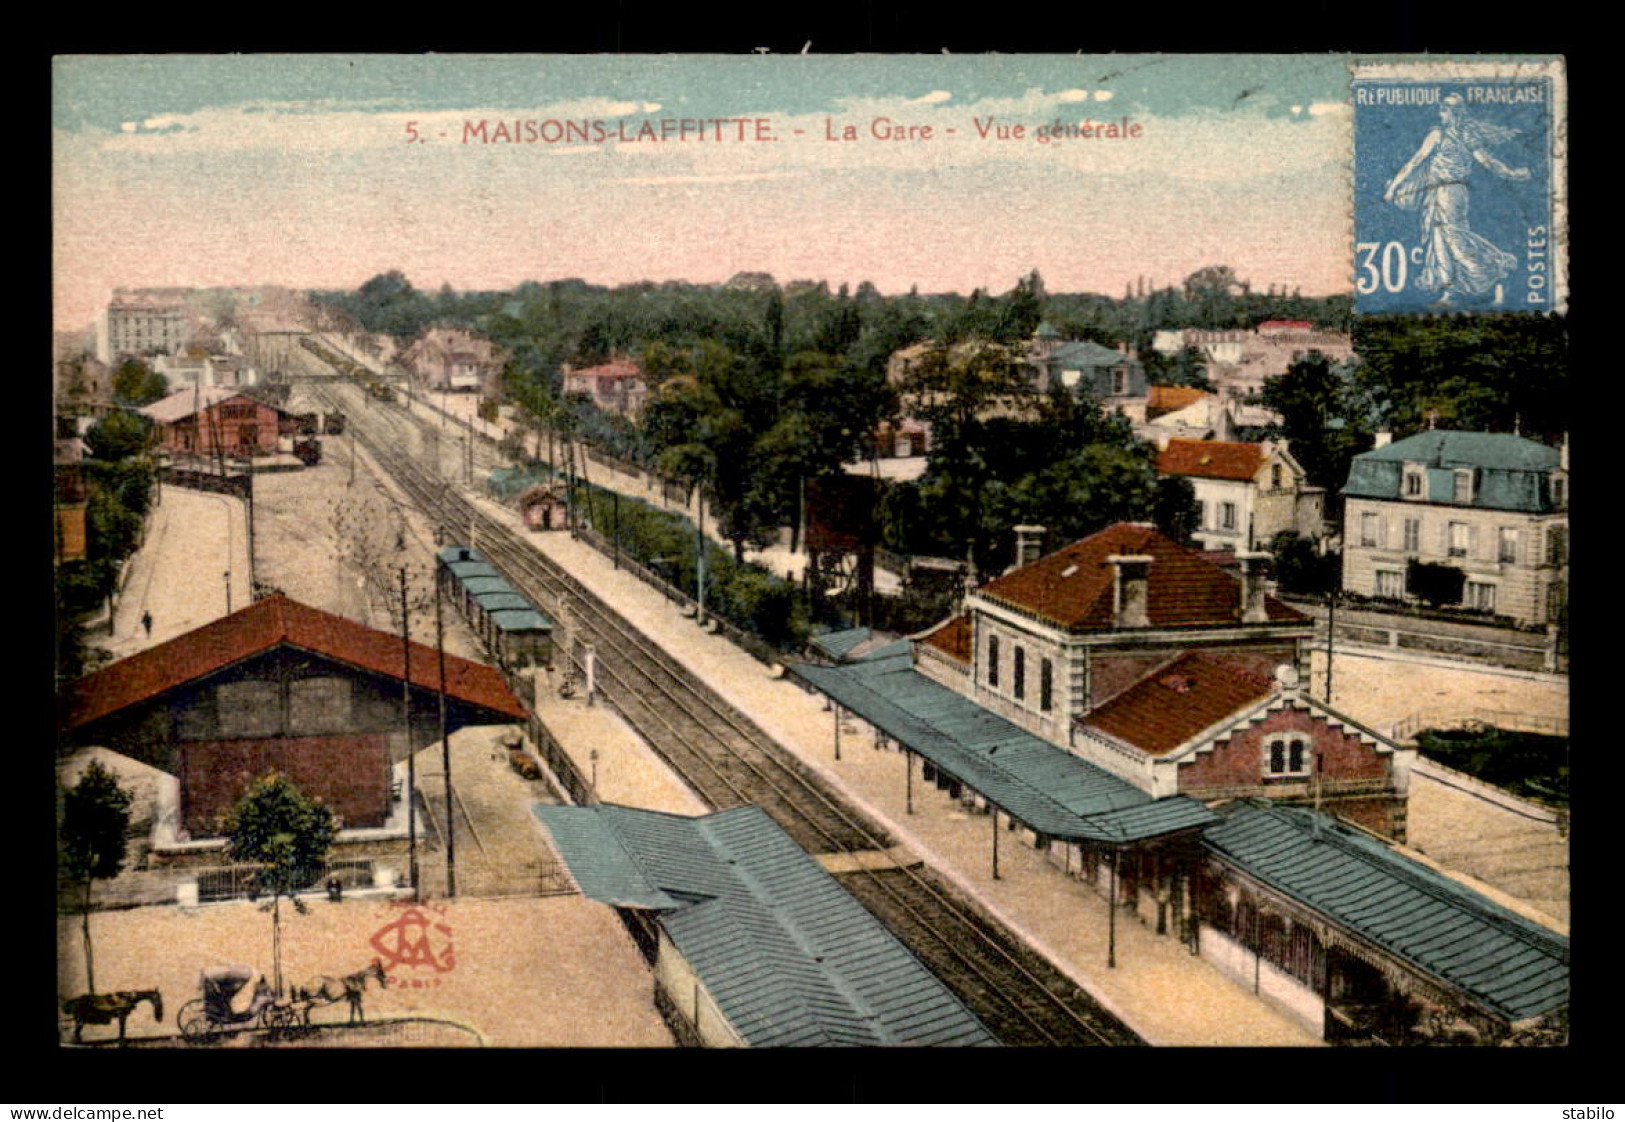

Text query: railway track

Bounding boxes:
[313,378,1143,1047]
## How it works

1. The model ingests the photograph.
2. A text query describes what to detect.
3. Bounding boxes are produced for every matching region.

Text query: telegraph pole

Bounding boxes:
[436,579,456,898]
[400,567,418,894]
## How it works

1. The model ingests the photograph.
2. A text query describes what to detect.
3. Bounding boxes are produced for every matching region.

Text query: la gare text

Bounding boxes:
[433,116,1145,147]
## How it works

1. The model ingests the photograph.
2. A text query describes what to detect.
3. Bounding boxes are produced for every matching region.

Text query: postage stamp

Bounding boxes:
[1352,58,1567,315]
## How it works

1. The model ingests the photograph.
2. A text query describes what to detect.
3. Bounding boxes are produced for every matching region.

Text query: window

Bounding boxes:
[288,677,352,735]
[1499,527,1519,564]
[1376,569,1404,598]
[1465,581,1497,613]
[216,680,282,738]
[1040,658,1053,712]
[1402,518,1421,553]
[1360,512,1380,548]
[1271,463,1283,490]
[987,635,1000,687]
[1546,526,1569,567]
[1403,467,1425,497]
[1013,647,1026,701]
[1221,502,1238,531]
[1448,521,1471,558]
[1453,469,1476,504]
[1264,735,1311,777]
[1113,369,1128,395]
[1552,476,1567,509]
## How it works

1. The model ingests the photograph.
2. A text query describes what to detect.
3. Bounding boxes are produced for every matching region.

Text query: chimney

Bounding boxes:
[1237,551,1271,624]
[1374,431,1392,449]
[1012,525,1046,571]
[1106,554,1153,629]
[1560,432,1569,471]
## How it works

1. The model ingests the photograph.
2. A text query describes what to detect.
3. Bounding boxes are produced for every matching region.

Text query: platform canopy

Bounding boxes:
[791,647,1216,844]
[533,803,997,1047]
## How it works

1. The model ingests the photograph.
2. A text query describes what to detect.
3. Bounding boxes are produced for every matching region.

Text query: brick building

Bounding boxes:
[916,522,1408,837]
[59,595,528,838]
[141,386,285,460]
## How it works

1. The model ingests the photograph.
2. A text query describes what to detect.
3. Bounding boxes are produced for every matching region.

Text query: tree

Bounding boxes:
[1261,353,1376,495]
[221,772,337,997]
[84,410,155,463]
[60,761,133,993]
[112,360,168,407]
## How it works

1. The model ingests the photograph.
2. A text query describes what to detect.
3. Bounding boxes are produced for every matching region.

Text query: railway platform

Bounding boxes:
[100,484,252,662]
[480,498,1322,1047]
[531,688,711,817]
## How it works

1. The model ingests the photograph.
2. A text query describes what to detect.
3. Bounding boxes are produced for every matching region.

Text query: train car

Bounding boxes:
[435,545,554,670]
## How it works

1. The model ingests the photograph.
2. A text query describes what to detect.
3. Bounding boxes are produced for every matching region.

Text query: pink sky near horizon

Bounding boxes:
[53,95,1354,332]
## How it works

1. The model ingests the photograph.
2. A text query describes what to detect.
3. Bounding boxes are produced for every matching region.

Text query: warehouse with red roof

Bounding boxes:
[60,594,527,837]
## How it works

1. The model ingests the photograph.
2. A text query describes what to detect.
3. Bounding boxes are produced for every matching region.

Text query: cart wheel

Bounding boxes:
[178,1000,214,1045]
[262,1003,300,1036]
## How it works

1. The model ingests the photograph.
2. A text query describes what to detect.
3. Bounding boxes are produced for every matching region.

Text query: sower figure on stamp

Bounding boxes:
[1383,93,1531,305]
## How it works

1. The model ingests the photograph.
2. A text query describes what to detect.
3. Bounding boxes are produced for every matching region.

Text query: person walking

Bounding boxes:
[141,610,153,638]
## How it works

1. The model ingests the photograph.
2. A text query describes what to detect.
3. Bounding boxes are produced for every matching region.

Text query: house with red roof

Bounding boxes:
[562,356,648,418]
[59,594,527,839]
[142,386,288,461]
[1156,437,1324,551]
[915,522,1409,838]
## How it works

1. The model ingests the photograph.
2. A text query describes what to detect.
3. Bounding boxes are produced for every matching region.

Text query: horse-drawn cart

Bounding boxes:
[177,965,300,1043]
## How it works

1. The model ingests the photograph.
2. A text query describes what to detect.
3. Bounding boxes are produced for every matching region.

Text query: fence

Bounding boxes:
[1386,710,1570,744]
[159,465,251,500]
[193,858,381,904]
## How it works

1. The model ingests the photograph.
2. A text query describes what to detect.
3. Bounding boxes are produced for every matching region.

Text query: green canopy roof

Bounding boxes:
[791,648,1215,843]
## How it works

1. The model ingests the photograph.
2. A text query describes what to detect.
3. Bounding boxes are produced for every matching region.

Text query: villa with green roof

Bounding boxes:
[1340,430,1568,626]
[1027,322,1147,413]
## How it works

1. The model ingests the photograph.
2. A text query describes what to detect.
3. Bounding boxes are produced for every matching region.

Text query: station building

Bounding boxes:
[790,523,1565,1043]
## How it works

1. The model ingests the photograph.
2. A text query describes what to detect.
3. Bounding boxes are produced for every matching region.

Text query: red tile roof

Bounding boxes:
[918,614,972,664]
[1145,386,1209,419]
[975,522,1307,632]
[1080,651,1276,756]
[1258,319,1314,332]
[1157,439,1266,482]
[62,594,527,732]
[570,359,644,381]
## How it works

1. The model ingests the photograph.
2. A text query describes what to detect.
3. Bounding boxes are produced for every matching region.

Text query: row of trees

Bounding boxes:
[56,412,162,683]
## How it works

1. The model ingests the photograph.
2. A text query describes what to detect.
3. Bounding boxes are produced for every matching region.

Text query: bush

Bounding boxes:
[1415,727,1568,807]
[1407,559,1465,608]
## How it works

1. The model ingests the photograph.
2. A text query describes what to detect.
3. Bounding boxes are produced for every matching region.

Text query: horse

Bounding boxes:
[292,959,389,1025]
[61,990,164,1046]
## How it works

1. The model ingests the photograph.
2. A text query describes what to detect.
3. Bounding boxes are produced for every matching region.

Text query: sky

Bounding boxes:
[52,54,1361,331]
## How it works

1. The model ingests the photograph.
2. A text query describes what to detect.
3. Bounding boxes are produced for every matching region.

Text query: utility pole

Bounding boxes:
[1324,585,1336,704]
[436,579,456,898]
[696,491,707,625]
[400,567,418,894]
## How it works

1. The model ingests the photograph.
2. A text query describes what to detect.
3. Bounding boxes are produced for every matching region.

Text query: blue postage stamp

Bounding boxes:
[1353,58,1567,314]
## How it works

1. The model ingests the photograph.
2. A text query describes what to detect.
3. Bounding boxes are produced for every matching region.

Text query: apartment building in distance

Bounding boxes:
[96,289,193,363]
[1340,430,1568,627]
